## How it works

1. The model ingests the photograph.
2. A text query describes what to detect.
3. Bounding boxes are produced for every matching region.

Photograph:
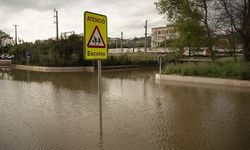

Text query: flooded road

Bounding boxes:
[0,68,250,150]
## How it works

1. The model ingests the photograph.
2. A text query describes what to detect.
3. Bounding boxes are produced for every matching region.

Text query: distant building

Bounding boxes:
[151,25,178,47]
[134,36,151,47]
[108,36,151,48]
[60,31,75,39]
[78,33,84,37]
[108,38,120,46]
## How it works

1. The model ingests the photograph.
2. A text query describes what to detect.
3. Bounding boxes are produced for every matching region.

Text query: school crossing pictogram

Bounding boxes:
[87,26,105,48]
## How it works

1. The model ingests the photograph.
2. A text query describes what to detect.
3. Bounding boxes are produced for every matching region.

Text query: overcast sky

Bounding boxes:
[0,0,166,42]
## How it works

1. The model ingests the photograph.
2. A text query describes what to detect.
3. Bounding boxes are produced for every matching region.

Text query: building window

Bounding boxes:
[158,31,161,34]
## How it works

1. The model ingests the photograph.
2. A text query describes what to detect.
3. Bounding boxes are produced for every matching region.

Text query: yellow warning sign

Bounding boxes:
[84,11,107,60]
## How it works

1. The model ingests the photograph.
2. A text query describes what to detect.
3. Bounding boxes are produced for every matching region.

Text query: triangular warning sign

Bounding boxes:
[87,26,106,48]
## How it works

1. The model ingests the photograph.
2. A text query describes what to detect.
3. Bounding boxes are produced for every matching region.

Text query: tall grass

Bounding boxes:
[162,58,250,80]
[103,53,159,66]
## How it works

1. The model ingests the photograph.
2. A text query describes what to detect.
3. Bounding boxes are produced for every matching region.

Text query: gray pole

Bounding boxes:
[159,56,162,74]
[26,57,29,65]
[165,36,167,52]
[156,28,158,51]
[54,8,59,41]
[98,60,103,136]
[13,24,18,45]
[121,32,123,53]
[165,24,167,52]
[144,20,147,53]
[56,10,59,41]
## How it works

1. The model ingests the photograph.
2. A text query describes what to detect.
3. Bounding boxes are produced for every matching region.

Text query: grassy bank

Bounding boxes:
[104,53,159,66]
[162,58,250,80]
[103,52,181,66]
[0,60,11,66]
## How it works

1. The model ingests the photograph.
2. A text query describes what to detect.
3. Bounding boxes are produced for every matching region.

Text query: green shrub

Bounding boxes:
[162,58,250,80]
[103,53,159,66]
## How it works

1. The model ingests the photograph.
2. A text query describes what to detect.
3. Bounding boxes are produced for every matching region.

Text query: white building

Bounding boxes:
[151,25,178,48]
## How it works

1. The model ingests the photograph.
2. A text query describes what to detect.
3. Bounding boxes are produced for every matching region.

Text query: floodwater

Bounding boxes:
[0,68,250,150]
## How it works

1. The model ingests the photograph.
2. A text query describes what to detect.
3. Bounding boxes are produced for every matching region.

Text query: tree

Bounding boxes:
[58,34,83,65]
[196,0,215,59]
[155,0,250,61]
[155,0,216,60]
[175,19,207,56]
[0,30,13,54]
[217,0,250,61]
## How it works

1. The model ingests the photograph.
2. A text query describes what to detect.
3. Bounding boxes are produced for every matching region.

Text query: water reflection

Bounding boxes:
[0,68,250,150]
[0,68,13,80]
[152,84,213,149]
[153,81,250,150]
[1,69,97,93]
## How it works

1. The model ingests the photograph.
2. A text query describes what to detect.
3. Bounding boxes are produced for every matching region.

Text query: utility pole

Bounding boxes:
[133,37,137,53]
[165,25,167,52]
[144,20,147,53]
[13,24,18,45]
[156,28,158,51]
[53,8,59,41]
[121,32,123,53]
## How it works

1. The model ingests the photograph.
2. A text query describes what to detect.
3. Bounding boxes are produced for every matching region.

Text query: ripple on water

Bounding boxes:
[0,69,250,150]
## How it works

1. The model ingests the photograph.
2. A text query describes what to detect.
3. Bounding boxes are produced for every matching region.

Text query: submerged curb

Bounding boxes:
[102,65,141,70]
[155,74,250,88]
[12,65,95,72]
[0,60,11,66]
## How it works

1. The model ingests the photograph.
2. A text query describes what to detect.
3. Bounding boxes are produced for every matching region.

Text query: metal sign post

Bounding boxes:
[160,56,162,74]
[26,57,29,65]
[159,56,162,75]
[97,60,103,135]
[25,51,30,66]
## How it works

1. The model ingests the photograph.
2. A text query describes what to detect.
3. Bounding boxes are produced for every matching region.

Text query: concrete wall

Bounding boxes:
[155,74,250,88]
[12,65,95,72]
[109,47,169,53]
[0,60,11,66]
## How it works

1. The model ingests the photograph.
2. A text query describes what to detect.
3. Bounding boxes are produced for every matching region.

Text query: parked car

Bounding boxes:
[0,54,4,59]
[0,54,14,60]
[6,55,12,59]
[0,54,7,59]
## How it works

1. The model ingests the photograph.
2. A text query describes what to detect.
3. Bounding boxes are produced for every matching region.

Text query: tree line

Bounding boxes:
[8,34,89,66]
[0,31,157,66]
[155,0,250,61]
[0,30,13,54]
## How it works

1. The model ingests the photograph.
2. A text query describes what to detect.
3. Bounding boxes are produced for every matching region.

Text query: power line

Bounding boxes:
[109,32,145,38]
[108,20,166,40]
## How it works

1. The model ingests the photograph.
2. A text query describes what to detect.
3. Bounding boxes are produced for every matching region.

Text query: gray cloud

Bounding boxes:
[0,0,80,11]
[0,0,166,41]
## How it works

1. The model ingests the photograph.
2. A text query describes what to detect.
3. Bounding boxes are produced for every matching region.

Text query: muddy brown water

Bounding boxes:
[0,68,250,150]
